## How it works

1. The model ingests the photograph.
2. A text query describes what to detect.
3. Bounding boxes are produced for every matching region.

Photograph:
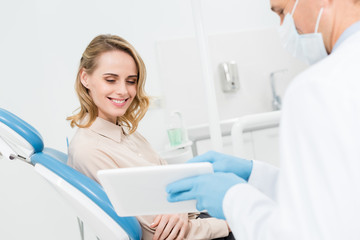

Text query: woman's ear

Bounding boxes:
[80,69,89,89]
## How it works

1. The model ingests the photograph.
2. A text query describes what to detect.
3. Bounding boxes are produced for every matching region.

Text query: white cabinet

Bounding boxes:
[191,111,281,167]
[241,127,280,167]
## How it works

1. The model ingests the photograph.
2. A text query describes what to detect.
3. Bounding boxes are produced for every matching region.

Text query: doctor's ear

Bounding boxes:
[80,69,89,89]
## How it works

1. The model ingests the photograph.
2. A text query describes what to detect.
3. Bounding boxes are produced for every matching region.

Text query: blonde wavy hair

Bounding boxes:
[67,34,149,134]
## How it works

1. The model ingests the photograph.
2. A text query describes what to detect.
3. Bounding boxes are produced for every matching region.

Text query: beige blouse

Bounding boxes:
[67,116,229,240]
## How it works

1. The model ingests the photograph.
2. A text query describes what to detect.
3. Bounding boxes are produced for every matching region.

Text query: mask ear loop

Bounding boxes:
[314,8,324,33]
[291,0,299,15]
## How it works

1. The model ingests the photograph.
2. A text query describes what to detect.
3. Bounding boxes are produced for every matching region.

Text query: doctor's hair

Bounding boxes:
[67,34,150,134]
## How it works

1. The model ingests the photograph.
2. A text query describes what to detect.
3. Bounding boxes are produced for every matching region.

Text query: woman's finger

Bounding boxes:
[158,216,179,240]
[175,223,188,240]
[153,215,169,240]
[150,215,163,228]
[164,222,181,240]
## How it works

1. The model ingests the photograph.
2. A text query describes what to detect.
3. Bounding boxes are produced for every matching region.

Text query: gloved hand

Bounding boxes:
[188,151,253,181]
[166,172,245,220]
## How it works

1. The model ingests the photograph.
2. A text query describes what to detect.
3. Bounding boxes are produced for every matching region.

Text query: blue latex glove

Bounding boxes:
[188,151,253,181]
[166,172,245,220]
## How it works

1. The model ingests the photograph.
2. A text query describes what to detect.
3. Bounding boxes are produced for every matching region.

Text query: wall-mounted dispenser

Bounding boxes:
[219,61,240,93]
[270,69,287,111]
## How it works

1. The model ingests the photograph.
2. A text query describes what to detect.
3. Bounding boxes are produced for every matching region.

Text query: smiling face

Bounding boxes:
[80,50,138,124]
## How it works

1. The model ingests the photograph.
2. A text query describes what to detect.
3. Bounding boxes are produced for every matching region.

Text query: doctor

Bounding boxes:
[166,0,360,239]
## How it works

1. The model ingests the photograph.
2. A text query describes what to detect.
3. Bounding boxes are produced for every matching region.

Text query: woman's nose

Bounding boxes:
[115,81,128,95]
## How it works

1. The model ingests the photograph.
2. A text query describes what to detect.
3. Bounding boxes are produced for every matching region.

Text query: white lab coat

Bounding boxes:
[223,31,360,240]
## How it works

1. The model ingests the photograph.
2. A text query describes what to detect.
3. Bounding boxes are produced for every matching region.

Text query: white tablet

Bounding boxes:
[97,162,213,216]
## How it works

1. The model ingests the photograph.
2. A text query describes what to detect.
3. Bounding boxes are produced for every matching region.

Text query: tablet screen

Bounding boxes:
[97,162,213,216]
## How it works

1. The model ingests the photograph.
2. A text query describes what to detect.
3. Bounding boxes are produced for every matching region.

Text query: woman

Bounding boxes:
[67,34,232,240]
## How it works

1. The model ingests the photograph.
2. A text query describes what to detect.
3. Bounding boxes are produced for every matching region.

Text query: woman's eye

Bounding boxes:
[106,79,115,83]
[127,80,137,85]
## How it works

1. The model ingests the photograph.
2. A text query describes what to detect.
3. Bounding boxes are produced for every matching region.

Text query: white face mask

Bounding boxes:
[278,0,328,65]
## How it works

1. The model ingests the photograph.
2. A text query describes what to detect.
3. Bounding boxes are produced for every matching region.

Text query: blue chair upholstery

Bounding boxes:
[42,147,68,164]
[0,108,44,153]
[0,108,141,240]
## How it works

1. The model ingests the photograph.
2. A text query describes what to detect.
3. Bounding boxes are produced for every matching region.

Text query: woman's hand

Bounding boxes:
[151,213,189,240]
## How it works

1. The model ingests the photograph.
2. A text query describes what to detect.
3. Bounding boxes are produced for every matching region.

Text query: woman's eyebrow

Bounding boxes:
[103,73,119,77]
[128,75,138,78]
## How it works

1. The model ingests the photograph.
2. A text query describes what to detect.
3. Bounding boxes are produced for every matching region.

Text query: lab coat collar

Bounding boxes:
[333,21,360,52]
[89,116,125,143]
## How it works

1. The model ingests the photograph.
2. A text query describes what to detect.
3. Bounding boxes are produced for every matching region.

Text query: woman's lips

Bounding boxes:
[108,97,128,106]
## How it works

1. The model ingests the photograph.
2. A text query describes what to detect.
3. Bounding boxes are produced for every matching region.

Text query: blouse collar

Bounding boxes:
[89,116,125,143]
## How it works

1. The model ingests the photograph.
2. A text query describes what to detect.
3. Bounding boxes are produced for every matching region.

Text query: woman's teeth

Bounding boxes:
[111,99,126,104]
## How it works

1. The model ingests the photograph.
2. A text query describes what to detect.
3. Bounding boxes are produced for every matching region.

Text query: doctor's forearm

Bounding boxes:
[223,184,278,240]
[248,160,280,200]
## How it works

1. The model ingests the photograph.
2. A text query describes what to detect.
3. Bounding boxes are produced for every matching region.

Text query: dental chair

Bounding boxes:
[0,108,141,240]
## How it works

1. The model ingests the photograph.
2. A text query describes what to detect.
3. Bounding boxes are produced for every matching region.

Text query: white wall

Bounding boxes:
[0,0,196,152]
[0,0,307,153]
[0,0,308,239]
[156,29,307,127]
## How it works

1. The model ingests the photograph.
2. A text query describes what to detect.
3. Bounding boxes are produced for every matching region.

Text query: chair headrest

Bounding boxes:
[0,108,44,153]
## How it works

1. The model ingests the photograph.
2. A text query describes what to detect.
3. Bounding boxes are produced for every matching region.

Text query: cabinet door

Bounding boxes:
[251,127,280,167]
